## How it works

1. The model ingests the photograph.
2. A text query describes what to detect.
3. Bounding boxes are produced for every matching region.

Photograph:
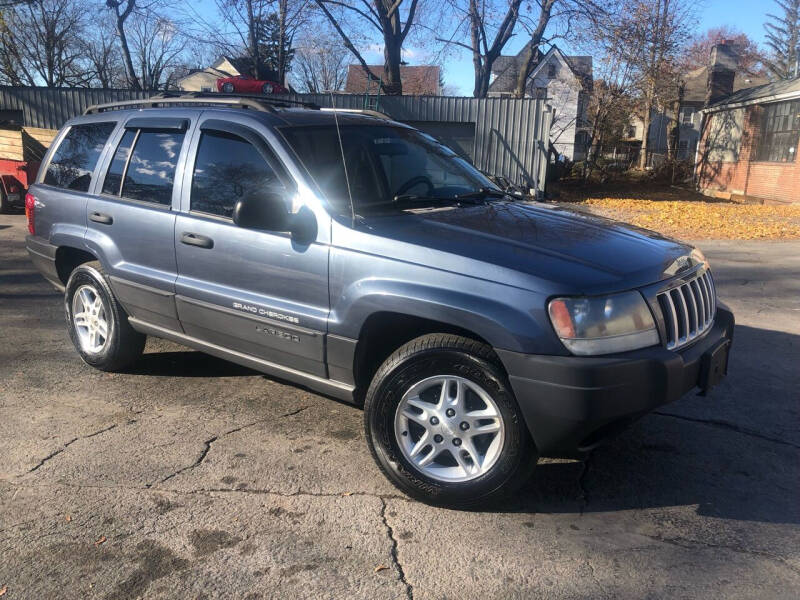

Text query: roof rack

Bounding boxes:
[320,107,392,120]
[83,91,320,116]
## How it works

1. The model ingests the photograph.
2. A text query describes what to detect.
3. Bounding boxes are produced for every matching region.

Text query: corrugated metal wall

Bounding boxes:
[0,86,551,192]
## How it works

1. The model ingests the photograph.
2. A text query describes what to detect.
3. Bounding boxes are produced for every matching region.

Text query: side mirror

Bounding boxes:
[233,188,290,231]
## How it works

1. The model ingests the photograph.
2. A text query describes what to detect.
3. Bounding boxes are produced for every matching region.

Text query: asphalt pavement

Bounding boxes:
[1,212,798,599]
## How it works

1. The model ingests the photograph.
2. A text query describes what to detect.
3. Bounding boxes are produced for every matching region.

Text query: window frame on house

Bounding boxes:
[547,64,557,79]
[680,107,695,126]
[754,99,800,163]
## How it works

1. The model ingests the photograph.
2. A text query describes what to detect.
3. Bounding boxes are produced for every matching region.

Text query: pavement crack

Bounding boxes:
[156,416,284,484]
[653,412,800,449]
[160,435,218,483]
[379,497,414,600]
[27,423,119,474]
[280,405,309,418]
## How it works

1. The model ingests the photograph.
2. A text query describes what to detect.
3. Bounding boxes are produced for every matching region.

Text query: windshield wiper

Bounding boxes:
[390,194,462,209]
[452,188,507,202]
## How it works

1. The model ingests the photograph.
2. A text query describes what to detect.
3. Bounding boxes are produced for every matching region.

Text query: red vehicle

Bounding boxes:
[216,75,287,95]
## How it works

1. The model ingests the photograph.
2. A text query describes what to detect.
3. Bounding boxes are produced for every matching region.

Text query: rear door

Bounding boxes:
[173,115,330,377]
[85,113,195,331]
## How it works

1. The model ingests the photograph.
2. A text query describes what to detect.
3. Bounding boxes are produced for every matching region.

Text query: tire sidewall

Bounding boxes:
[366,347,530,505]
[65,264,120,369]
[222,82,234,93]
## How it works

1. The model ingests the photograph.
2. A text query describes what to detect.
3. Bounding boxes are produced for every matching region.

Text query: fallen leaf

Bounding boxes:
[94,536,106,547]
[342,492,353,496]
[0,585,7,596]
[374,565,389,573]
[65,514,72,522]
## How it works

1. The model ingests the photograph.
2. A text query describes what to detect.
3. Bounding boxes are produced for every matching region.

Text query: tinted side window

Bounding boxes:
[121,130,185,206]
[190,130,283,218]
[102,129,137,196]
[44,122,116,192]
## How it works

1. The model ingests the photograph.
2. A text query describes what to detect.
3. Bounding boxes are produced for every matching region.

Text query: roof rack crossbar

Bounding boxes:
[83,91,320,116]
[319,107,392,120]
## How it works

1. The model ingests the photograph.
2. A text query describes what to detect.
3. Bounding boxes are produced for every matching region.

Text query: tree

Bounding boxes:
[182,0,305,84]
[80,17,126,88]
[0,0,88,86]
[435,0,523,97]
[106,0,142,89]
[612,0,695,169]
[255,11,296,77]
[312,0,421,95]
[127,11,186,89]
[764,0,800,79]
[291,31,349,92]
[682,26,766,75]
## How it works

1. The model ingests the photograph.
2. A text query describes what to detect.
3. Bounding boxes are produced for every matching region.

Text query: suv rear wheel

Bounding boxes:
[364,334,537,507]
[65,261,145,371]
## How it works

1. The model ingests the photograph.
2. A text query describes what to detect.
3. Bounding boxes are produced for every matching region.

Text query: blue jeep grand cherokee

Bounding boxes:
[25,94,733,507]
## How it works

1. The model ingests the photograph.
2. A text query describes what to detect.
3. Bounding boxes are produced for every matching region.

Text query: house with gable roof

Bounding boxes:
[488,44,593,161]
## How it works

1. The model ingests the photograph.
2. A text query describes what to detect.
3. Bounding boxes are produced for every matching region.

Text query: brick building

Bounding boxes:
[696,59,800,204]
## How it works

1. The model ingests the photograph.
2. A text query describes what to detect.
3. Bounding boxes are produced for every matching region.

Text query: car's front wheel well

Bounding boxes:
[55,246,97,285]
[352,312,502,402]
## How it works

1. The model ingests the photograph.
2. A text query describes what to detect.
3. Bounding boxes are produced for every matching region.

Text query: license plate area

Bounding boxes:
[698,339,731,395]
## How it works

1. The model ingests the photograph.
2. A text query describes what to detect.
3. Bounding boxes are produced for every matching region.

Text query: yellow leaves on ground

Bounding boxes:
[558,193,800,240]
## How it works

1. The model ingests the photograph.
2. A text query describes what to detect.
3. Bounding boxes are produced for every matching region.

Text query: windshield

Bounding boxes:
[281,124,498,215]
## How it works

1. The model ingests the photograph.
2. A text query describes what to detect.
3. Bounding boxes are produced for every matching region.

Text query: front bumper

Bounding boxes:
[496,304,734,457]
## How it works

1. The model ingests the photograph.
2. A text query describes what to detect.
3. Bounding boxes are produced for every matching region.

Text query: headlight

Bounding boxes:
[548,291,659,355]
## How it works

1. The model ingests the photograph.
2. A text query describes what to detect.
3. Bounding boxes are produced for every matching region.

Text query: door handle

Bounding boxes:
[89,212,113,225]
[180,232,214,249]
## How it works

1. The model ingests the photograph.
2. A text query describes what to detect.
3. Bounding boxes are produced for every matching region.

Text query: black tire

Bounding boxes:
[261,82,274,95]
[364,334,537,507]
[222,82,234,93]
[64,261,146,371]
[0,189,8,214]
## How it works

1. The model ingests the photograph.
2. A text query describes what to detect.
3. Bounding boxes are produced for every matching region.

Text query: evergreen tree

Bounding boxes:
[253,12,294,81]
[764,0,800,79]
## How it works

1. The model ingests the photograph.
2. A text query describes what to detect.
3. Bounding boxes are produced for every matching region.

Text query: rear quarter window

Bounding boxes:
[101,129,185,206]
[43,122,116,192]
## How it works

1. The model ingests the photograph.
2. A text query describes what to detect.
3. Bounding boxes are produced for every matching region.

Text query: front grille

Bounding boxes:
[657,270,716,350]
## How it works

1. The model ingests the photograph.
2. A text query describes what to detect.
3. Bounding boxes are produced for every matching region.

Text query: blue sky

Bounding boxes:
[192,0,776,96]
[395,0,777,95]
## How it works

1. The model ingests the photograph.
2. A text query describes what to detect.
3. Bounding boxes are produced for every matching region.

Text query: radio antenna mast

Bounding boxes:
[329,91,356,226]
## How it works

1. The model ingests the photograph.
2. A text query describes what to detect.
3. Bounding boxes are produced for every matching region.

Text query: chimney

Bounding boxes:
[706,40,738,105]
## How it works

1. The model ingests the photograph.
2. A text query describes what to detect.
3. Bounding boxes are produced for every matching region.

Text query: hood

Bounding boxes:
[356,201,695,294]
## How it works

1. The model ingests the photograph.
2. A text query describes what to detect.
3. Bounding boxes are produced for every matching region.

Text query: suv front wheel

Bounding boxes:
[364,334,537,507]
[65,261,146,371]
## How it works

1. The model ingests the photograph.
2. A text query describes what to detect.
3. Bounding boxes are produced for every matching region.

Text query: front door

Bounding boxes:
[173,117,329,377]
[85,114,195,331]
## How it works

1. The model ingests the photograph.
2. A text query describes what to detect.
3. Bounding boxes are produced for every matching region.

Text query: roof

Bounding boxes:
[705,77,800,111]
[681,65,769,103]
[344,65,440,95]
[488,44,592,94]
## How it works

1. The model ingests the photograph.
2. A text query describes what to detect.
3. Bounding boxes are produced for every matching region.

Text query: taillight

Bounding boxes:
[25,193,35,235]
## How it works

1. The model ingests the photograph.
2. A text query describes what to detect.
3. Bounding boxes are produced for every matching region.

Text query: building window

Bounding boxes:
[626,126,637,139]
[681,108,694,125]
[755,100,800,162]
[533,87,548,99]
[547,64,556,78]
[678,139,689,158]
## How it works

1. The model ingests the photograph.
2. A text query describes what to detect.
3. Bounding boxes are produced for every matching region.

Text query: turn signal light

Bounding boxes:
[25,193,35,235]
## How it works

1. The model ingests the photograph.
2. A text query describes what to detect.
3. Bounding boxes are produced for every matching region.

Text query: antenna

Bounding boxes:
[329,91,356,226]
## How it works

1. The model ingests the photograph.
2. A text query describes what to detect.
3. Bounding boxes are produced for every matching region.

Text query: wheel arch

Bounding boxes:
[55,245,98,285]
[350,311,505,402]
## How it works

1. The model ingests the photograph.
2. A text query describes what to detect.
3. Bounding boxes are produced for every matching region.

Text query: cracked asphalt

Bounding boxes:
[1,213,799,599]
